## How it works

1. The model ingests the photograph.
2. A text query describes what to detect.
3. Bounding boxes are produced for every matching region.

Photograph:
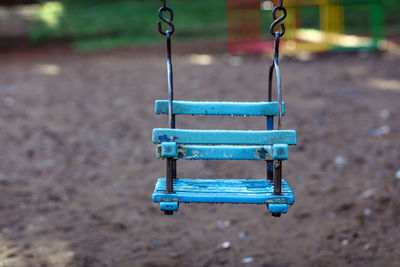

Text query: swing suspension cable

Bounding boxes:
[268,0,287,197]
[158,0,176,195]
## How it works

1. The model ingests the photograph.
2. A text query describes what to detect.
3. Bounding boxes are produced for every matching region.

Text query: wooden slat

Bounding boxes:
[153,129,297,145]
[155,100,285,116]
[152,178,295,204]
[157,145,283,160]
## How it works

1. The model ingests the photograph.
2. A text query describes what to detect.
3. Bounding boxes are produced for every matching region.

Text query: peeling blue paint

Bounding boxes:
[157,134,178,143]
[155,100,286,116]
[153,129,297,145]
[152,178,295,205]
[152,99,297,214]
[256,147,268,159]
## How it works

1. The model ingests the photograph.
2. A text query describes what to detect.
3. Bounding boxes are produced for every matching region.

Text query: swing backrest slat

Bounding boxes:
[155,100,285,116]
[152,129,297,145]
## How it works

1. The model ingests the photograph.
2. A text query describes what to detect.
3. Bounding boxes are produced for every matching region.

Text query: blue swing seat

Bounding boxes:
[152,100,297,214]
[153,178,294,213]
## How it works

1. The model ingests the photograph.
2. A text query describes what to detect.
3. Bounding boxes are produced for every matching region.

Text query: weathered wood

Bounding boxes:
[153,129,297,145]
[155,100,285,116]
[156,144,290,160]
[152,178,295,204]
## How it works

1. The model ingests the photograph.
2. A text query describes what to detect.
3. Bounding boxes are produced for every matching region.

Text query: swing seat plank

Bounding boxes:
[152,178,294,205]
[153,129,297,145]
[155,100,285,116]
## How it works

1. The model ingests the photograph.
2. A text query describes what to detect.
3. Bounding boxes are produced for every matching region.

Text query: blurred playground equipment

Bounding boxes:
[0,4,38,38]
[227,0,384,54]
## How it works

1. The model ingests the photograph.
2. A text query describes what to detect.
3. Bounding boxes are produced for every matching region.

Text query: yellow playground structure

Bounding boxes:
[227,0,384,54]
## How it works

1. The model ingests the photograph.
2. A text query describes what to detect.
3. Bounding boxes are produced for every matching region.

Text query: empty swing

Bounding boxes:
[152,0,297,216]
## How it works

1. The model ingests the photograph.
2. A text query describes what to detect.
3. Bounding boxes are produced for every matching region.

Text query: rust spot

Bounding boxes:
[160,197,179,202]
[256,147,272,160]
[177,146,187,158]
[156,146,162,158]
[267,199,285,204]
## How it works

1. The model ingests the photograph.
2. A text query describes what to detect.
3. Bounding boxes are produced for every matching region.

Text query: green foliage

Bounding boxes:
[30,0,400,50]
[384,0,400,34]
[30,0,226,50]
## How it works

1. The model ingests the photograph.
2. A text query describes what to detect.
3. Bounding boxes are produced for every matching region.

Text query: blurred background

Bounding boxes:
[1,0,399,50]
[0,0,399,266]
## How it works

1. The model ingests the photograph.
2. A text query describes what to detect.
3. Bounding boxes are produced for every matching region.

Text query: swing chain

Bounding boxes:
[158,0,175,36]
[270,0,287,37]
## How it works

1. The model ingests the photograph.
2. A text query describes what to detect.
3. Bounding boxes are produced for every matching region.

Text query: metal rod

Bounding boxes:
[166,159,174,193]
[267,159,274,181]
[272,34,283,195]
[274,160,282,195]
[266,64,274,181]
[166,31,175,130]
[273,33,282,130]
[165,30,176,194]
[267,0,286,200]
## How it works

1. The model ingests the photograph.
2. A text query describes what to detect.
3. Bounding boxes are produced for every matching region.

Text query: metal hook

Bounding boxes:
[158,3,175,36]
[269,2,287,37]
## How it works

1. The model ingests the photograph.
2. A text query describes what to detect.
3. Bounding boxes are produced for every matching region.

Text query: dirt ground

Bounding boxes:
[0,43,399,267]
